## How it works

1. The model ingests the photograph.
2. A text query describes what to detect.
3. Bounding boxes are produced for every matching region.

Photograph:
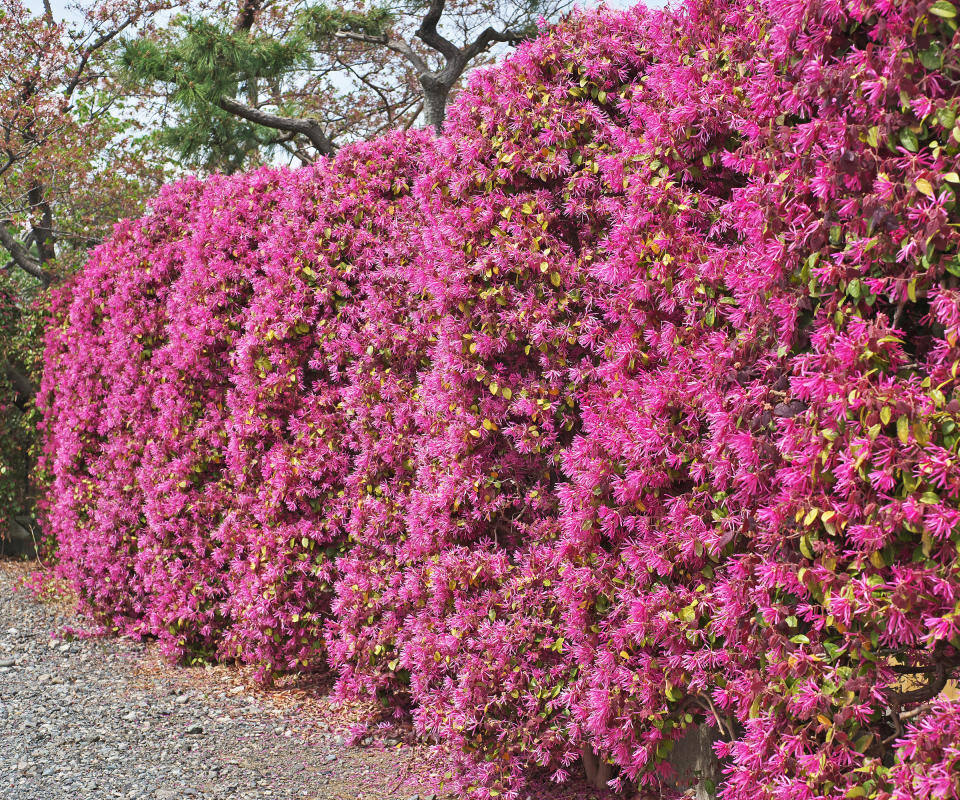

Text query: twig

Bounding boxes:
[26,519,49,570]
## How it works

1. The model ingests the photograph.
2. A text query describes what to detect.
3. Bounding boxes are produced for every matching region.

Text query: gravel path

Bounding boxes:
[0,559,441,800]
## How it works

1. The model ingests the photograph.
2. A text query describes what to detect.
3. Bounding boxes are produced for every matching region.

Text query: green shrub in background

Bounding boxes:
[0,271,46,531]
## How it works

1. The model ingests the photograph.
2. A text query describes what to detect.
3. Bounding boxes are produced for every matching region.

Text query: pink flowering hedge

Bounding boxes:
[38,0,960,798]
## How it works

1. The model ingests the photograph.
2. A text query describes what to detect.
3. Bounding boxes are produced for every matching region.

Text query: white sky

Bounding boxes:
[22,0,663,164]
[27,0,660,25]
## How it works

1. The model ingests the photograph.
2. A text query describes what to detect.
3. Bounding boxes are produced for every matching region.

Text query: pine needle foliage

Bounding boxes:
[123,17,314,171]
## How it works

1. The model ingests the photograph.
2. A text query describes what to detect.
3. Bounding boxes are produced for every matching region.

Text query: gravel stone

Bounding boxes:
[0,560,444,800]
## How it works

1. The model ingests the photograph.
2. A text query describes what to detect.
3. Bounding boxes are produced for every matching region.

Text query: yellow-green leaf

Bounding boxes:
[930,0,957,17]
[897,415,910,444]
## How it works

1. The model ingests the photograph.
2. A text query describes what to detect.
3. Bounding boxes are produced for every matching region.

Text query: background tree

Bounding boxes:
[121,0,572,171]
[0,0,577,529]
[0,0,173,525]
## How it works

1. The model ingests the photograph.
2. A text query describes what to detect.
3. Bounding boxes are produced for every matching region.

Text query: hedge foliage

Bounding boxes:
[39,0,960,797]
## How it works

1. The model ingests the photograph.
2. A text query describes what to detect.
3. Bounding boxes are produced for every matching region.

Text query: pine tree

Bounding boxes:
[121,0,572,170]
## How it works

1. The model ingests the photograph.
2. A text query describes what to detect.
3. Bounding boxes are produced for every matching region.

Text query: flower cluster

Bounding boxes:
[39,0,960,798]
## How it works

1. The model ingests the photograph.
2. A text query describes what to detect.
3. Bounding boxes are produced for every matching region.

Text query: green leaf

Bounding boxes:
[900,128,919,152]
[897,415,910,444]
[920,45,944,70]
[930,0,957,18]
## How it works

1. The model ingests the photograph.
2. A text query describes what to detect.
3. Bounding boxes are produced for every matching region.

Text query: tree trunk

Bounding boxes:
[421,76,450,132]
[4,361,35,411]
[580,743,614,790]
[668,723,721,800]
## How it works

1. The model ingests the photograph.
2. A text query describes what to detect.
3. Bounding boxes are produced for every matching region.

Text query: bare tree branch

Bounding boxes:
[0,224,51,286]
[334,30,430,74]
[217,96,337,156]
[234,0,264,33]
[340,60,397,126]
[461,25,529,64]
[333,29,387,45]
[27,184,55,265]
[278,140,314,166]
[403,101,424,130]
[415,0,460,63]
[64,16,137,98]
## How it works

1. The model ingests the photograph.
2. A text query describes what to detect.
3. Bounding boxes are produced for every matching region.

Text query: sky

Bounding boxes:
[21,0,662,165]
[26,0,659,24]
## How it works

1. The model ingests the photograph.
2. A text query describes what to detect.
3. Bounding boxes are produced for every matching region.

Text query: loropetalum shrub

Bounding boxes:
[220,133,434,676]
[39,0,960,798]
[40,134,434,672]
[39,180,207,632]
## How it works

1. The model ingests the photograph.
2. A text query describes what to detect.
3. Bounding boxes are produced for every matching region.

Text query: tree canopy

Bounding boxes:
[121,0,572,171]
